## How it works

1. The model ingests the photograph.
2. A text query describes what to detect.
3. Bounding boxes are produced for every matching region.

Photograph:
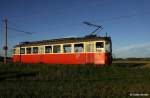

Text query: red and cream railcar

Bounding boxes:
[13,36,112,65]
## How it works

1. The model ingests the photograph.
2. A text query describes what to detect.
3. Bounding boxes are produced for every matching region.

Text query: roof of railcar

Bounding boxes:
[14,36,111,47]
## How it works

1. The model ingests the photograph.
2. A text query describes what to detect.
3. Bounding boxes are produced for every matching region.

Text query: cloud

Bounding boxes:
[113,43,150,58]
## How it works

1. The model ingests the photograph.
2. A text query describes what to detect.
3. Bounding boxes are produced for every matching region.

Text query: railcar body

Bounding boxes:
[13,36,112,65]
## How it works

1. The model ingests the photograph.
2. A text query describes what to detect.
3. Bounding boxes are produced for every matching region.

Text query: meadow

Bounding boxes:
[0,61,150,98]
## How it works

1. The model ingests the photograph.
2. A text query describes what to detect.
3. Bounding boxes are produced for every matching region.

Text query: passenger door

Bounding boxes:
[86,42,94,64]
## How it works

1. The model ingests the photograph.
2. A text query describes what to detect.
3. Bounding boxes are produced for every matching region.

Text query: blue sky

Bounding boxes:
[0,0,150,58]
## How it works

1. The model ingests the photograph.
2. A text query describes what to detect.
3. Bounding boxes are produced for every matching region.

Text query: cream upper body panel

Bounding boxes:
[13,40,109,55]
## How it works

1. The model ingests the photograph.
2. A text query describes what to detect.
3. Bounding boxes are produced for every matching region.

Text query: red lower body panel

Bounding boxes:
[13,53,111,65]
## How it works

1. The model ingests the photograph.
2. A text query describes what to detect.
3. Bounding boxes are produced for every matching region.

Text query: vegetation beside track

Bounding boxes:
[0,61,150,98]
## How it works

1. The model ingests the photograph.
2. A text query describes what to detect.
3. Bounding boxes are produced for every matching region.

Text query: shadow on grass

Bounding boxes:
[0,71,39,82]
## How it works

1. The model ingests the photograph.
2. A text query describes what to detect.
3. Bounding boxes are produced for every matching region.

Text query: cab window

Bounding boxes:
[96,42,104,52]
[96,42,104,48]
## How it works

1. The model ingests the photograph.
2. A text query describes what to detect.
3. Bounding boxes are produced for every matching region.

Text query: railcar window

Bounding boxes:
[20,48,25,54]
[105,41,111,52]
[96,42,104,48]
[96,42,104,52]
[45,46,52,53]
[74,44,84,52]
[26,47,31,54]
[63,44,71,53]
[33,47,38,54]
[53,45,61,53]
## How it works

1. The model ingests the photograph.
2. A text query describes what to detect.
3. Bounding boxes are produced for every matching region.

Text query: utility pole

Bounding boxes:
[3,19,8,64]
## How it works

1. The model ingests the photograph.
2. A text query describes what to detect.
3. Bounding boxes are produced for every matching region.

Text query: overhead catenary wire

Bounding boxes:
[8,27,33,35]
[7,20,35,35]
[7,20,48,36]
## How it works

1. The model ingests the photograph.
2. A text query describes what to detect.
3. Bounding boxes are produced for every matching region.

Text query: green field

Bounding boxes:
[0,61,150,98]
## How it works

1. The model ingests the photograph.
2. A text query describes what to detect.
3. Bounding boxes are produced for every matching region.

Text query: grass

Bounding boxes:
[0,61,150,98]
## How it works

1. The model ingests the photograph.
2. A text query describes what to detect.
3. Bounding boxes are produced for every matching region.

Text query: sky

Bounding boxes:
[0,0,150,58]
